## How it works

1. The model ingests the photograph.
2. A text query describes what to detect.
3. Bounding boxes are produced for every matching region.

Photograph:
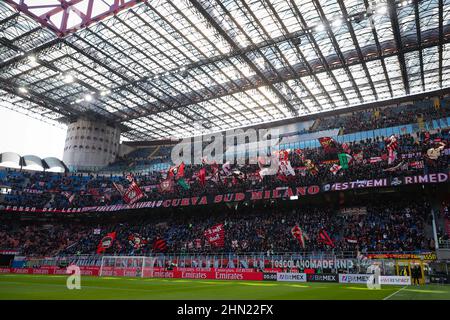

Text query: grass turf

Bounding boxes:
[0,274,449,300]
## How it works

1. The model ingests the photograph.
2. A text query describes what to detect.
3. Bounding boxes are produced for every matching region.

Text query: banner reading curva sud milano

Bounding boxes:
[2,172,448,213]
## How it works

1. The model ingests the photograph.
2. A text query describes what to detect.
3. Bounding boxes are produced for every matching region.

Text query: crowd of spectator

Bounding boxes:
[0,198,434,257]
[315,101,447,133]
[0,128,448,209]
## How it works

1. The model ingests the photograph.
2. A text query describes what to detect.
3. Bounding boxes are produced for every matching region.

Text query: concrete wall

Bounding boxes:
[62,119,121,169]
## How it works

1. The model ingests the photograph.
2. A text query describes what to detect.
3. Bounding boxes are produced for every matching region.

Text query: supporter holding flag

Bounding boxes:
[341,142,351,154]
[353,150,364,163]
[221,162,232,176]
[158,178,175,193]
[210,161,220,183]
[318,229,335,248]
[204,223,225,247]
[330,164,342,175]
[318,137,337,153]
[97,232,116,254]
[173,162,190,190]
[304,159,318,175]
[291,225,308,249]
[386,135,399,165]
[279,159,295,177]
[152,236,167,253]
[123,177,145,204]
[198,167,206,187]
[338,153,353,169]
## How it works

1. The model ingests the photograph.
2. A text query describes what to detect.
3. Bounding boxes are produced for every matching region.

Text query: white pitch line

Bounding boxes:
[383,286,407,300]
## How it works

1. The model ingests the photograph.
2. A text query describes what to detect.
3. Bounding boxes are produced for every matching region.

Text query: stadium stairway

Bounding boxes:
[148,146,160,159]
[310,119,321,131]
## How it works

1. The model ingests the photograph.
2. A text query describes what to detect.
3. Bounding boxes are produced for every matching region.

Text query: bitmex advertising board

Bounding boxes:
[2,172,448,213]
[276,272,307,282]
[338,274,411,285]
[338,274,372,284]
[307,274,339,282]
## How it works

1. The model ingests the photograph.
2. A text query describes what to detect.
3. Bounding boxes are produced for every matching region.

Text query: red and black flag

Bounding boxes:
[291,225,308,248]
[198,167,206,186]
[152,237,167,253]
[123,181,145,204]
[318,137,337,153]
[128,233,148,250]
[204,223,225,247]
[210,161,220,183]
[168,162,186,179]
[158,178,175,193]
[318,229,335,248]
[97,232,116,254]
[385,135,399,165]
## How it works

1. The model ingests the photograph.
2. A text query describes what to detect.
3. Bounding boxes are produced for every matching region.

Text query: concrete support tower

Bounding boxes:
[62,118,121,170]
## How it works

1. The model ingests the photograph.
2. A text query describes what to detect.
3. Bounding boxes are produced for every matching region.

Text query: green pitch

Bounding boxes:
[0,274,449,300]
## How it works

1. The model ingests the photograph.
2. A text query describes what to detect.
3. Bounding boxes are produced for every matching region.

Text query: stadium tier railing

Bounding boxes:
[12,251,435,276]
[439,240,450,249]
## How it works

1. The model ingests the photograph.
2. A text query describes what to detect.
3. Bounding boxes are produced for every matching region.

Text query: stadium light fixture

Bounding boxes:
[376,5,387,14]
[332,19,342,28]
[18,87,28,94]
[100,90,111,96]
[63,74,74,84]
[84,94,93,102]
[315,23,325,32]
[28,55,37,63]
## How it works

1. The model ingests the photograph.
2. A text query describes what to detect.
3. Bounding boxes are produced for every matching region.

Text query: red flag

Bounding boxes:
[291,225,308,248]
[204,223,225,247]
[123,181,145,204]
[176,162,185,179]
[341,142,351,154]
[319,137,336,152]
[152,237,167,253]
[97,232,116,254]
[210,162,220,183]
[318,229,335,248]
[198,167,206,186]
[158,178,175,193]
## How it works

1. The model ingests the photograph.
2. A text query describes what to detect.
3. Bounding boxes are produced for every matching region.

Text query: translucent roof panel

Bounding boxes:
[0,0,449,140]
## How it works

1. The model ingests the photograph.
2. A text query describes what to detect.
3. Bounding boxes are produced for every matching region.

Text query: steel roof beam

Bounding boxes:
[239,0,312,113]
[189,0,298,116]
[338,1,378,100]
[438,0,443,88]
[287,0,349,106]
[264,0,328,111]
[413,0,425,91]
[388,0,410,94]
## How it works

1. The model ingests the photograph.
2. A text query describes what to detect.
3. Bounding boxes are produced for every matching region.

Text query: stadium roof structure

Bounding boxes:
[0,0,449,141]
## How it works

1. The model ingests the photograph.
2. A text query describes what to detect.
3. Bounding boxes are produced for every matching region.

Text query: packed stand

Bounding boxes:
[1,127,448,210]
[0,198,434,257]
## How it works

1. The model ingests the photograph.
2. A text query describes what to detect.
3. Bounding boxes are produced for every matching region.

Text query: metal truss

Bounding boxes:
[0,0,449,141]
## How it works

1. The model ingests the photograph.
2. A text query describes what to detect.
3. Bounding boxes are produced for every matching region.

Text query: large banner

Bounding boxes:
[2,172,449,213]
[270,258,354,270]
[204,224,225,247]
